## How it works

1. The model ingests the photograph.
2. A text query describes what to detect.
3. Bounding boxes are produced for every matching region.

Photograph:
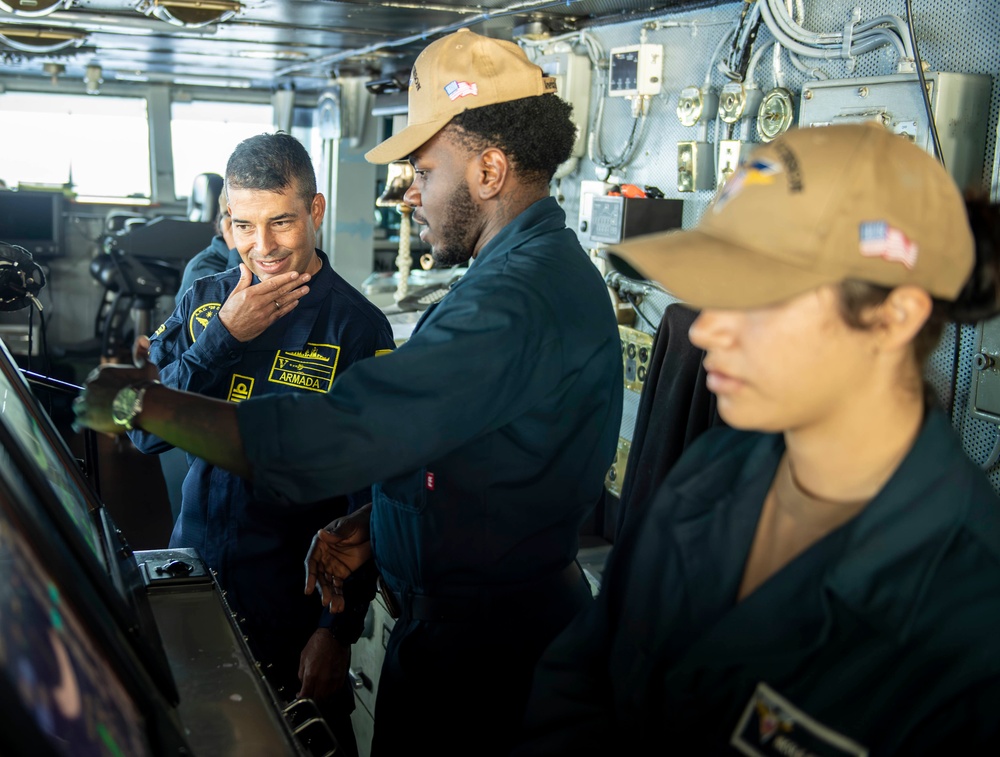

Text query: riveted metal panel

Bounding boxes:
[565,0,1000,492]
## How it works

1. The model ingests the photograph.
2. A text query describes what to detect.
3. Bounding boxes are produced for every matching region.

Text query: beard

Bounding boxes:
[430,182,480,267]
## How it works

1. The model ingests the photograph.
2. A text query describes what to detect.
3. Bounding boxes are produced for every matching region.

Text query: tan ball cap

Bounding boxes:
[611,122,974,309]
[365,28,557,165]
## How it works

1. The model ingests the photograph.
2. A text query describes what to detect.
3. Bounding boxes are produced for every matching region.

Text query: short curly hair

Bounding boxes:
[446,95,576,186]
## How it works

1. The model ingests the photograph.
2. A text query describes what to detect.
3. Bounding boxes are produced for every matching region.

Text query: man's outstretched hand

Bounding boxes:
[305,503,373,613]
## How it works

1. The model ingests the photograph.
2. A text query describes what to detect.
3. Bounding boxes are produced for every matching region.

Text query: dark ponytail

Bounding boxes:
[839,193,1000,369]
[945,193,1000,324]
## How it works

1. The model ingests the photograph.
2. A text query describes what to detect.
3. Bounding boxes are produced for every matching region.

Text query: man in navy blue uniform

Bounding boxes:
[128,132,394,757]
[74,30,623,757]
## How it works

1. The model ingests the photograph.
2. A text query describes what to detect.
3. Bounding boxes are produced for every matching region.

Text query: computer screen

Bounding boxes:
[0,488,155,757]
[0,338,179,704]
[0,190,63,258]
[0,340,105,567]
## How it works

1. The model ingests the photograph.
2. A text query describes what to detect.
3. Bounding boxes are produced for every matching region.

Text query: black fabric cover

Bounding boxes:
[615,302,726,538]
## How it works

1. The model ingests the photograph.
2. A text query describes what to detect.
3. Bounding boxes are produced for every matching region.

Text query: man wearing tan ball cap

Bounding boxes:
[308,28,622,757]
[75,27,623,757]
[365,28,558,164]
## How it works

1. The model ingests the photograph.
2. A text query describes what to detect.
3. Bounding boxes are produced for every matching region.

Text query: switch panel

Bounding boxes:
[970,315,1000,423]
[604,437,632,498]
[619,325,654,393]
[677,140,715,192]
[717,139,750,189]
[578,179,611,240]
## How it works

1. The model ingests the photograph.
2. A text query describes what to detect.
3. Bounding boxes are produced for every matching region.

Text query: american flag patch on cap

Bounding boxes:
[859,221,917,269]
[444,80,478,100]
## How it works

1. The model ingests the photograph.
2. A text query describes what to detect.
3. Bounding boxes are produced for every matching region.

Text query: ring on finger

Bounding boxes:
[274,300,280,310]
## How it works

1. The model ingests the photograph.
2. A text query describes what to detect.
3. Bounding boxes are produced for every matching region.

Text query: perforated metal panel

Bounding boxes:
[557,1,1000,491]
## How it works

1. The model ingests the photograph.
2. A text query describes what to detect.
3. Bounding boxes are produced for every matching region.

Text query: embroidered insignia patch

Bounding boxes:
[188,302,222,342]
[444,80,478,100]
[268,343,340,393]
[227,374,254,402]
[731,683,868,757]
[713,158,781,214]
[859,221,918,269]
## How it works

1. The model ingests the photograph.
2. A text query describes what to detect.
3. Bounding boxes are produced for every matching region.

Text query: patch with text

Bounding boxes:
[268,343,340,392]
[188,302,222,342]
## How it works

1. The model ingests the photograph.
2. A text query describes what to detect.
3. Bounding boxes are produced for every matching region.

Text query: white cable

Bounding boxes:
[589,100,649,171]
[766,0,839,46]
[854,15,914,58]
[587,35,653,172]
[746,38,776,85]
[521,29,604,68]
[704,25,738,88]
[794,0,805,26]
[772,42,785,89]
[763,0,907,61]
[758,0,853,60]
[787,49,830,79]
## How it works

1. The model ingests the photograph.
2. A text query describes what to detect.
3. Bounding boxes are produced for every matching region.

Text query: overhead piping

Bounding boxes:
[275,0,589,77]
[0,9,220,35]
[0,0,73,18]
[0,25,85,53]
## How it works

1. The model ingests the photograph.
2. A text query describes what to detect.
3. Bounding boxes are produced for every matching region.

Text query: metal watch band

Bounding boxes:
[111,380,159,431]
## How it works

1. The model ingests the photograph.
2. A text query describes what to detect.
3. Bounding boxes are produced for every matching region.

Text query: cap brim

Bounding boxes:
[610,228,843,310]
[365,119,449,164]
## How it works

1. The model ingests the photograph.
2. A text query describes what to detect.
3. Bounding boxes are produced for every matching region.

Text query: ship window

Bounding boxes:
[0,92,150,199]
[170,100,273,201]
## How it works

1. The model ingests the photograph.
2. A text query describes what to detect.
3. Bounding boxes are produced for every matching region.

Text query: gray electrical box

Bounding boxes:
[970,316,1000,423]
[798,72,992,192]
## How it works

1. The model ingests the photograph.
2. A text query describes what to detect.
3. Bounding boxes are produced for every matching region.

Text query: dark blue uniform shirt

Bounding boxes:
[130,250,394,693]
[238,197,623,755]
[175,234,241,306]
[239,197,623,592]
[518,409,1000,756]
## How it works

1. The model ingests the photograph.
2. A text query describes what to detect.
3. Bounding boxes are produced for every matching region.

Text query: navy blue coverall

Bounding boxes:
[238,197,624,756]
[517,409,1000,756]
[130,250,394,754]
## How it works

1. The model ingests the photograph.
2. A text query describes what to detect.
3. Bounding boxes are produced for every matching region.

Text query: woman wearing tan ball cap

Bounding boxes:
[517,123,1000,756]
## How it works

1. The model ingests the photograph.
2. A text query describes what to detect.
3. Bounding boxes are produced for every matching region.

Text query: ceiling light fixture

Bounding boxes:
[237,49,309,61]
[0,24,84,53]
[0,0,74,18]
[115,70,252,89]
[135,0,242,29]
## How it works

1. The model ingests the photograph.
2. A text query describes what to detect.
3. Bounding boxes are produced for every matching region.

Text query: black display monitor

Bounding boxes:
[0,337,179,705]
[0,483,157,757]
[0,190,64,258]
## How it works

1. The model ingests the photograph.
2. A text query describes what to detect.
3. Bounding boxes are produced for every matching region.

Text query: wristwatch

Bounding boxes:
[111,381,158,431]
